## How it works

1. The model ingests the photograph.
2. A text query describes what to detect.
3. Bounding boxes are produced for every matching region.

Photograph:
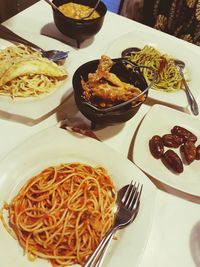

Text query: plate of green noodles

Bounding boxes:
[105,29,200,111]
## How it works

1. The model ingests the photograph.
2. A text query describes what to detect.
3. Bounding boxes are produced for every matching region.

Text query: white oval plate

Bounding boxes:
[0,32,79,120]
[133,104,200,196]
[0,126,157,267]
[105,29,200,110]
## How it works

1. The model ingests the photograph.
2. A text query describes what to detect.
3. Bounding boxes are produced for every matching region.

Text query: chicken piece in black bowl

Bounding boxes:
[52,0,107,47]
[72,55,156,129]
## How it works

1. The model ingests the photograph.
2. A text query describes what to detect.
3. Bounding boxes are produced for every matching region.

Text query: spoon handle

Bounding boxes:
[43,0,59,11]
[78,0,101,20]
[179,68,199,116]
[0,24,42,51]
[87,0,101,17]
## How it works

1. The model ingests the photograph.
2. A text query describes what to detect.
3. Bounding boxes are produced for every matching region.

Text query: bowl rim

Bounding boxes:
[52,0,107,23]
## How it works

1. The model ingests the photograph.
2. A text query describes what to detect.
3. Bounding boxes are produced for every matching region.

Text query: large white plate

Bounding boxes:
[133,104,200,196]
[105,30,200,110]
[0,127,157,267]
[0,32,79,120]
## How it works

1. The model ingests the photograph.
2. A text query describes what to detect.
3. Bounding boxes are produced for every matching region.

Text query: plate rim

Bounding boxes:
[133,104,200,196]
[0,126,157,267]
[0,32,77,120]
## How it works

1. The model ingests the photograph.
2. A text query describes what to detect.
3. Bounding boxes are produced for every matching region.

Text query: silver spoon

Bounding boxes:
[43,0,59,11]
[0,24,68,64]
[43,0,66,16]
[77,0,101,21]
[174,59,199,116]
[121,47,141,57]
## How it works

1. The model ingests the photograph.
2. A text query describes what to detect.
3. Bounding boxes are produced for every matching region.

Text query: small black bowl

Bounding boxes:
[72,58,155,129]
[52,0,107,47]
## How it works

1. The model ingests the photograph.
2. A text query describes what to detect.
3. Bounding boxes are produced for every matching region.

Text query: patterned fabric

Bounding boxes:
[120,0,144,21]
[143,0,200,46]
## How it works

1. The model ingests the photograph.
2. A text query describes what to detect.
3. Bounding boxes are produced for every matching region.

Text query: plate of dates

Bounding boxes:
[133,104,200,196]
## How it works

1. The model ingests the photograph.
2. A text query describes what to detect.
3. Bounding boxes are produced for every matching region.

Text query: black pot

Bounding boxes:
[52,0,107,47]
[72,58,151,129]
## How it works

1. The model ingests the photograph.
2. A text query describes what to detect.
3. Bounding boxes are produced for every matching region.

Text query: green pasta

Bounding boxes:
[125,45,183,93]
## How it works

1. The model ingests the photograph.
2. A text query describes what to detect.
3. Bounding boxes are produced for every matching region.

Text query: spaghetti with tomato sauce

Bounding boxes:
[0,162,116,266]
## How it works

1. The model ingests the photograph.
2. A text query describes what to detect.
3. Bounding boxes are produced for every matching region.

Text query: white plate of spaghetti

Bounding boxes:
[0,33,78,120]
[105,29,200,111]
[0,126,157,267]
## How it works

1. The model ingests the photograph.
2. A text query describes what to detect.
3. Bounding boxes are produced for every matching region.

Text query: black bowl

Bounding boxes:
[52,0,107,47]
[72,58,152,129]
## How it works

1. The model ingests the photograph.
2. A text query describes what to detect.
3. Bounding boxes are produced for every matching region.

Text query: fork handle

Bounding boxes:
[84,226,118,267]
[0,24,42,51]
[94,239,111,267]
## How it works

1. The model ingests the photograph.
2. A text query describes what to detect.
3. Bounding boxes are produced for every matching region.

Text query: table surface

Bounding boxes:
[1,1,200,267]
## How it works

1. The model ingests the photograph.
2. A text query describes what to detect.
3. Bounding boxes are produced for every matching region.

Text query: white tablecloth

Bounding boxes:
[1,1,200,267]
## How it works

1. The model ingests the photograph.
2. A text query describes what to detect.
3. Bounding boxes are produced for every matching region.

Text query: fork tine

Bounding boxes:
[122,181,137,208]
[122,180,135,205]
[122,181,143,210]
[125,183,137,208]
[122,180,133,203]
[130,184,143,210]
[127,182,139,209]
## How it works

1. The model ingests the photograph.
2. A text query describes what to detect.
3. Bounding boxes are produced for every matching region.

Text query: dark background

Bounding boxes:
[0,0,122,23]
[0,0,39,22]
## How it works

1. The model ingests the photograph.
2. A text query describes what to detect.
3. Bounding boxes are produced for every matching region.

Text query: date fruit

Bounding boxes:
[162,149,183,173]
[180,141,196,164]
[171,126,197,143]
[149,135,164,159]
[196,145,200,160]
[162,134,183,148]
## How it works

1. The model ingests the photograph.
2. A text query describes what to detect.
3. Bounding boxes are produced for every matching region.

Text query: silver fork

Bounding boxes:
[84,181,143,267]
[0,24,68,63]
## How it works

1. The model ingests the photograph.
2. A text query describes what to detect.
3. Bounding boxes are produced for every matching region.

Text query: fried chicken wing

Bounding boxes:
[81,55,145,108]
